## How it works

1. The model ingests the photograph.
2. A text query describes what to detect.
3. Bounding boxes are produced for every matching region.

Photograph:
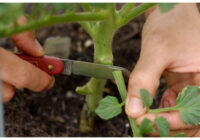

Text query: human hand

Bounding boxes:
[125,3,200,136]
[0,16,55,103]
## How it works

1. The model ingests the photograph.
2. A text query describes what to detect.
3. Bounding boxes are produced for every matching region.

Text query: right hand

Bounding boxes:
[125,3,200,136]
[0,16,54,103]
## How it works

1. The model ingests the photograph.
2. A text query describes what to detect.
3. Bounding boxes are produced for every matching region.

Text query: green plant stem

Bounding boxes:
[78,36,114,133]
[117,3,156,27]
[81,3,92,12]
[79,22,92,35]
[112,71,141,137]
[85,79,106,112]
[0,10,108,37]
[148,106,177,114]
[92,6,116,64]
[78,78,106,133]
[78,7,116,132]
[129,118,142,137]
[77,3,155,135]
[120,101,125,106]
[119,3,135,17]
[112,71,127,101]
[93,31,114,64]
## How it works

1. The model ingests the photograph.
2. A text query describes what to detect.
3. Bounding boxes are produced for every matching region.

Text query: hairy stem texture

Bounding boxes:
[0,11,108,37]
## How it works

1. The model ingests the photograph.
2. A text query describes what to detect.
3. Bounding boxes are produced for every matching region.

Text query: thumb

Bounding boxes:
[125,54,167,118]
[11,16,44,57]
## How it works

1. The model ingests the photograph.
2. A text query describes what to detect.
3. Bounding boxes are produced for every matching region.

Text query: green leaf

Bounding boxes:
[140,89,153,108]
[175,86,200,125]
[95,96,122,120]
[155,116,170,137]
[158,3,177,13]
[173,133,186,137]
[139,118,154,135]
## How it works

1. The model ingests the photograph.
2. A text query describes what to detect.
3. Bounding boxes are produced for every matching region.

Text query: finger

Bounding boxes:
[11,16,44,57]
[136,111,196,131]
[1,81,14,103]
[163,72,193,93]
[148,127,200,137]
[125,46,169,118]
[159,89,177,108]
[193,129,200,137]
[169,127,200,137]
[0,47,54,92]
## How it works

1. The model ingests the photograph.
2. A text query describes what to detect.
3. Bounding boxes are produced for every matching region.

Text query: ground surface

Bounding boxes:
[1,12,166,137]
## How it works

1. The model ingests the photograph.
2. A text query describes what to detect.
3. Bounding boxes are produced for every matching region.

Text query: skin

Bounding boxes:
[0,16,55,103]
[126,3,200,136]
[2,4,200,136]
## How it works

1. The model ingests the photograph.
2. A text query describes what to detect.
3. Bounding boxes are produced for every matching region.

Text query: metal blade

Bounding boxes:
[61,59,130,80]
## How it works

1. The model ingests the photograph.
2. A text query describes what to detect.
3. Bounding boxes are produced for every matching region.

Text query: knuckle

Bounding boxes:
[3,90,14,103]
[35,75,52,92]
[44,76,54,89]
[41,76,52,89]
[2,83,15,103]
[129,72,159,95]
[38,82,49,91]
[129,72,145,87]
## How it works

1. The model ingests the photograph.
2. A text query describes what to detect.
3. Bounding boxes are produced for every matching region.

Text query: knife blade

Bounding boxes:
[15,53,130,80]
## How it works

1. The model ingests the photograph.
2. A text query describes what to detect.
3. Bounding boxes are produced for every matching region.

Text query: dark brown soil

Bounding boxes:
[1,12,166,137]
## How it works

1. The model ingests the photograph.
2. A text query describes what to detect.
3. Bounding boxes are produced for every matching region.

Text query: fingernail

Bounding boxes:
[35,40,45,56]
[163,100,170,108]
[48,77,55,89]
[126,97,143,116]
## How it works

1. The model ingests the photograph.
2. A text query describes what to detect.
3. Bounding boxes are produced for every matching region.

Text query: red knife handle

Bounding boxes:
[15,53,64,75]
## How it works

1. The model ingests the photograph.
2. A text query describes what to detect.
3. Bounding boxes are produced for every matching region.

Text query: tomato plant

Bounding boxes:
[1,3,196,137]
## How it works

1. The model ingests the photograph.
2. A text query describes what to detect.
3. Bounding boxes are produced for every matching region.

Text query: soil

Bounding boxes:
[1,12,167,137]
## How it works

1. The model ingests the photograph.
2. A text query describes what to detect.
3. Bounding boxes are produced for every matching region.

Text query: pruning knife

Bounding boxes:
[15,53,131,80]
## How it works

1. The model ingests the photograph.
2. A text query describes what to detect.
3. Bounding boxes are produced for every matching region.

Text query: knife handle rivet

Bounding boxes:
[48,65,54,70]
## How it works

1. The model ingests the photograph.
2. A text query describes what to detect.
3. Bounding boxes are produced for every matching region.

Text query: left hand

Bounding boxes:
[0,16,55,103]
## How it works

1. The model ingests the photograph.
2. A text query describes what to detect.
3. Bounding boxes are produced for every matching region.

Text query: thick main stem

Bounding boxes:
[77,3,157,135]
[78,21,115,133]
[79,78,106,133]
[78,5,117,134]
